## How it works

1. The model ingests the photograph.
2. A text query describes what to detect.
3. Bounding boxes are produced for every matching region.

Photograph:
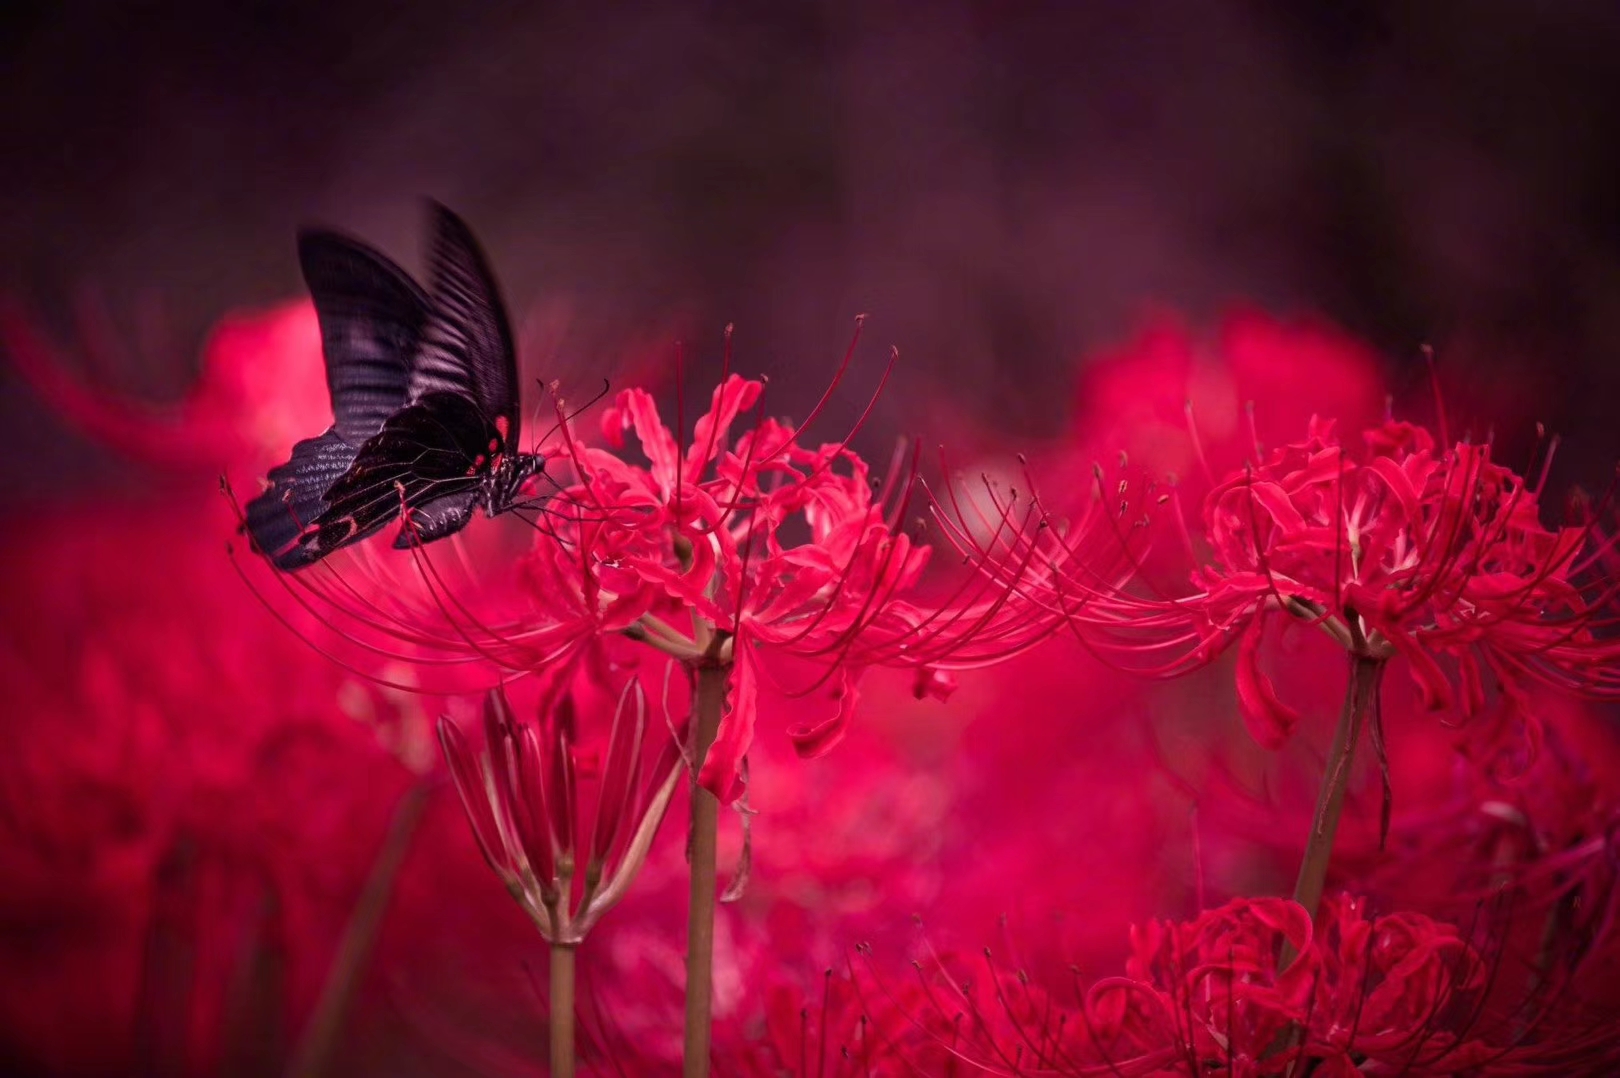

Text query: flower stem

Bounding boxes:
[683,663,728,1078]
[286,778,429,1078]
[1282,654,1383,965]
[550,944,576,1078]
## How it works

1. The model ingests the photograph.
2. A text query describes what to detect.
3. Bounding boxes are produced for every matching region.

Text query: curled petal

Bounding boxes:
[1384,628,1453,711]
[698,646,756,804]
[1244,479,1307,535]
[911,666,958,702]
[787,667,860,760]
[1364,453,1423,526]
[1235,614,1301,750]
[685,373,765,476]
[599,403,629,450]
[616,388,682,493]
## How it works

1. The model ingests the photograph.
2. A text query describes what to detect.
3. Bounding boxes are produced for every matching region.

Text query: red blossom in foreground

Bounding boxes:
[1097,895,1502,1075]
[439,667,685,945]
[550,363,962,799]
[834,895,1620,1076]
[0,498,445,1075]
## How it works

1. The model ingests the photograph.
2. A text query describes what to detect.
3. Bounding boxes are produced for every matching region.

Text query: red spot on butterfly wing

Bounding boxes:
[327,516,358,542]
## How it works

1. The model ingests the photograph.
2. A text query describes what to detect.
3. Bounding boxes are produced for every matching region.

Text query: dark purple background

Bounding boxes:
[5,1,1620,495]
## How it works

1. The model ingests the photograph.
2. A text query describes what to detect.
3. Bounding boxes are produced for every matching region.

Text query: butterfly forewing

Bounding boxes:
[408,203,521,450]
[297,231,430,446]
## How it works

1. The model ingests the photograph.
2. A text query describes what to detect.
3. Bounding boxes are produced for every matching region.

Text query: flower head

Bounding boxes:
[1106,894,1499,1074]
[1057,410,1620,762]
[438,664,685,945]
[508,333,1061,801]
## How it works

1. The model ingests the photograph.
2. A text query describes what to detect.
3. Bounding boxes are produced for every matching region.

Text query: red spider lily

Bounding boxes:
[1092,893,1620,1076]
[914,312,1386,687]
[510,335,1065,802]
[438,670,685,945]
[547,369,930,799]
[836,893,1620,1076]
[213,320,1075,1074]
[1038,411,1620,765]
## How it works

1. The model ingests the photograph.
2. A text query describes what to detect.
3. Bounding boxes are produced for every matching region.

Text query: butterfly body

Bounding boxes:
[244,204,542,570]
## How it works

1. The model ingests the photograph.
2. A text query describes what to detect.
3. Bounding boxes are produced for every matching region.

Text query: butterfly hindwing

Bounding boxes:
[408,203,520,445]
[244,428,361,570]
[297,230,431,446]
[314,392,496,552]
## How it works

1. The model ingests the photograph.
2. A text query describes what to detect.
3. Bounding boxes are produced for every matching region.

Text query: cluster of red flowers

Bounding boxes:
[5,292,1620,1076]
[530,356,1068,800]
[721,892,1614,1077]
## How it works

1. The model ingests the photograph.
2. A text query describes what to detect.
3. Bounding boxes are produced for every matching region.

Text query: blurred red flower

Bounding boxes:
[2,297,329,474]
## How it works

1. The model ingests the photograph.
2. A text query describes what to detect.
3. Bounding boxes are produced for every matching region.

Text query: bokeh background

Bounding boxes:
[7,1,1620,490]
[5,2,1620,1075]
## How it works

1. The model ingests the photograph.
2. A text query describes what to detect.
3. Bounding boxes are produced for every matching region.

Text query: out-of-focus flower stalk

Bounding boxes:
[285,779,431,1078]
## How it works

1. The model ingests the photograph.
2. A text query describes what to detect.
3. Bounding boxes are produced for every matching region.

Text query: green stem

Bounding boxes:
[683,663,728,1078]
[1281,655,1383,967]
[550,944,576,1078]
[285,779,429,1078]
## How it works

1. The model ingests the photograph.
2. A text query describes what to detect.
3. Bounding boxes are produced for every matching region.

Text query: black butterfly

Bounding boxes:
[244,203,543,570]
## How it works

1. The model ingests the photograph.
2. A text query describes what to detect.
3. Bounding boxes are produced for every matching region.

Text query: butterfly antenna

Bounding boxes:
[534,377,613,453]
[527,378,549,454]
[220,474,248,534]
